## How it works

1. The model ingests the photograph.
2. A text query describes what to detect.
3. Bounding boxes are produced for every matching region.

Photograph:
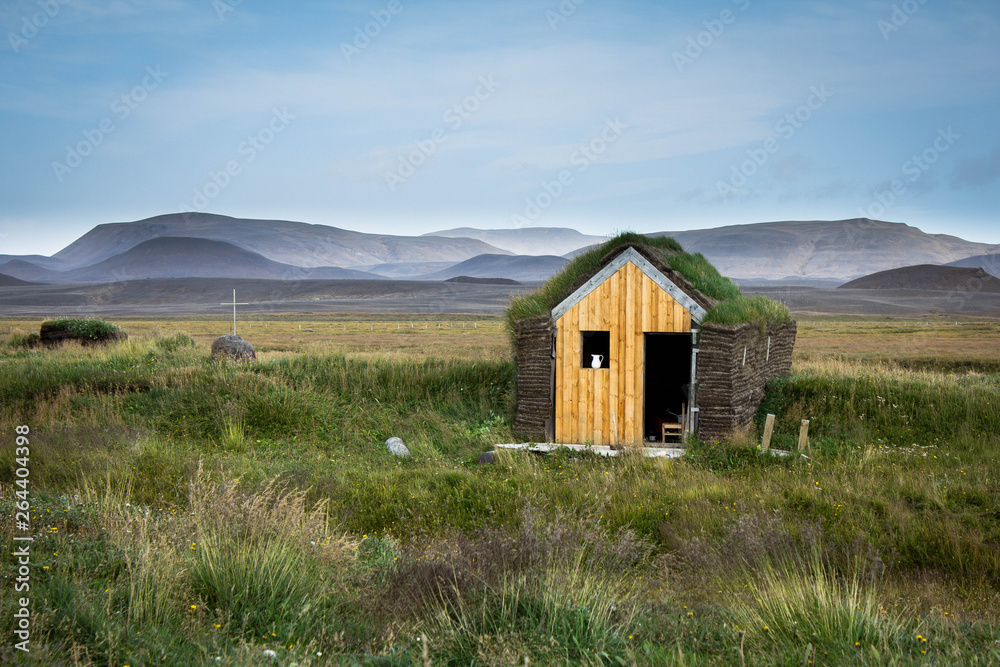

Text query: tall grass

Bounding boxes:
[186,466,352,638]
[424,555,640,664]
[1,329,998,663]
[758,359,1000,448]
[731,542,909,657]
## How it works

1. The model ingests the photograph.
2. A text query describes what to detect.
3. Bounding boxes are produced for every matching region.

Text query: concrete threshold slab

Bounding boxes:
[494,443,686,459]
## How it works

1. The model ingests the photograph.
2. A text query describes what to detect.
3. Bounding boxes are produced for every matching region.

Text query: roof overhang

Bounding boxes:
[551,247,707,323]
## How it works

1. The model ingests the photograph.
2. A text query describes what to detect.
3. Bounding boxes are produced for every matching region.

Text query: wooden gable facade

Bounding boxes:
[552,248,707,446]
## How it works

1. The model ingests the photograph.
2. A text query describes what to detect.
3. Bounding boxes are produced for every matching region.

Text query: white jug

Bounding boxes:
[590,354,604,369]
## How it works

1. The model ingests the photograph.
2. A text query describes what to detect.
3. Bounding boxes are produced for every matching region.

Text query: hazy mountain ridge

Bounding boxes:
[418,254,569,282]
[0,259,59,282]
[51,213,511,269]
[0,272,34,286]
[3,215,998,285]
[27,237,382,283]
[839,265,1000,292]
[655,219,1000,281]
[947,253,1000,277]
[424,227,606,256]
[0,254,69,271]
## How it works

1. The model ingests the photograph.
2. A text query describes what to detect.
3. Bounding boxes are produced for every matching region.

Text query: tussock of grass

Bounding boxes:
[187,466,354,637]
[7,332,40,349]
[424,558,639,663]
[732,542,908,656]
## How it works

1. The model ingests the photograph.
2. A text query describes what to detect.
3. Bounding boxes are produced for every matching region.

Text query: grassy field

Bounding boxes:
[0,315,998,665]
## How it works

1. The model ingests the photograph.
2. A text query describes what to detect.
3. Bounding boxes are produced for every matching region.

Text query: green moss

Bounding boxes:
[505,232,789,340]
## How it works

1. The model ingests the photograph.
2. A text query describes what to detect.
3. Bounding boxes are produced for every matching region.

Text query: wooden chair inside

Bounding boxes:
[660,402,687,444]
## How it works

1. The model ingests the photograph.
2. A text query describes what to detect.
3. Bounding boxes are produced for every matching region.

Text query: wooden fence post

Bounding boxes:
[761,414,775,451]
[798,419,810,451]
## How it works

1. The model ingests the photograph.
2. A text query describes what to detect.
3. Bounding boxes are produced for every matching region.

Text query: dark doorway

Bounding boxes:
[643,333,692,441]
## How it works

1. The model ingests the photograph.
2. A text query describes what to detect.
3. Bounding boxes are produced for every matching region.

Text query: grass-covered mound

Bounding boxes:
[40,316,127,345]
[505,232,790,338]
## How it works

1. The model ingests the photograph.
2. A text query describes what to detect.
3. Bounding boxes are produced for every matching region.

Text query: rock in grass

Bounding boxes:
[211,334,256,362]
[478,451,496,464]
[386,437,410,458]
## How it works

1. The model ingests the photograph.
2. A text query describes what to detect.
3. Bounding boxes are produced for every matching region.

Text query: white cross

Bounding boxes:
[219,289,249,335]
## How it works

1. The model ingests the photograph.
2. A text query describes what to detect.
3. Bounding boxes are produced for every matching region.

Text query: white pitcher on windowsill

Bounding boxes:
[590,354,604,369]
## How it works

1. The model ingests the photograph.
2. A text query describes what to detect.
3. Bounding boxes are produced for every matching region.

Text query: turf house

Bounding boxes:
[507,233,797,445]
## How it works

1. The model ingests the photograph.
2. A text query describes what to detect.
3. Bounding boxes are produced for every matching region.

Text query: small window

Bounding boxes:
[581,331,610,368]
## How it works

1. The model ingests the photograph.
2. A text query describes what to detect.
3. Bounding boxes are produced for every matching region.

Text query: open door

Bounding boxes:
[643,333,692,442]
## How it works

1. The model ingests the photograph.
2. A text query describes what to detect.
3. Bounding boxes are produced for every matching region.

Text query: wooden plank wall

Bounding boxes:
[554,262,691,445]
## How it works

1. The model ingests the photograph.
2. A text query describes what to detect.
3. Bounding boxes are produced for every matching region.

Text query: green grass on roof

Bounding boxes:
[505,232,790,340]
[668,252,742,302]
[702,294,792,327]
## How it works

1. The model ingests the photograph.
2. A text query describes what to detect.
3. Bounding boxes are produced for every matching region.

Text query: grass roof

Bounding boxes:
[505,232,791,338]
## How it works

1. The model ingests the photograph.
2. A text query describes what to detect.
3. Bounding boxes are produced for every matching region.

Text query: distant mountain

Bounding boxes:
[839,265,1000,292]
[9,215,999,286]
[0,272,34,286]
[357,261,457,279]
[50,237,381,283]
[445,276,522,285]
[52,213,510,269]
[947,253,1000,277]
[654,219,1000,281]
[0,254,68,271]
[419,254,569,282]
[0,259,58,282]
[425,227,606,256]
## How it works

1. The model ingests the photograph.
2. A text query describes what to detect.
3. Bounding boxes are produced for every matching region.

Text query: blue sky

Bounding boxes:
[2,0,998,256]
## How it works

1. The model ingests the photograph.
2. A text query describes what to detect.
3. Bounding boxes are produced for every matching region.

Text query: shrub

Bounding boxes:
[8,332,40,349]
